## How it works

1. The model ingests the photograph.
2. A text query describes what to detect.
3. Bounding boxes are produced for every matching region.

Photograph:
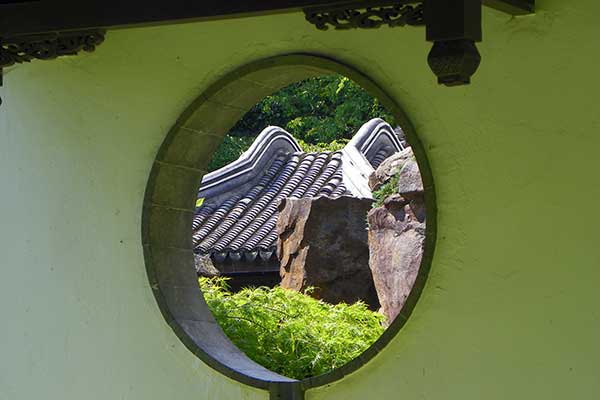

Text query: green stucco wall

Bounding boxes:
[1,0,599,398]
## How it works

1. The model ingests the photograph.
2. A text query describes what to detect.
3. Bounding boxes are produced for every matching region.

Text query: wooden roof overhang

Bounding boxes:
[0,0,534,104]
[0,0,532,35]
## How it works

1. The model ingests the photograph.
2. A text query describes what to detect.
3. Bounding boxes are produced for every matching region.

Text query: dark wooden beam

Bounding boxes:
[0,0,534,37]
[483,0,535,15]
[0,0,357,36]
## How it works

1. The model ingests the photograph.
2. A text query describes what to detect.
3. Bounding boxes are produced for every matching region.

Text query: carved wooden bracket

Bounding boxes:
[304,2,424,30]
[303,0,479,86]
[0,29,105,105]
[303,0,534,87]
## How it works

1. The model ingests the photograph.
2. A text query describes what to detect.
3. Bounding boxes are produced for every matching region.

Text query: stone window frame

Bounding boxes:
[141,54,437,397]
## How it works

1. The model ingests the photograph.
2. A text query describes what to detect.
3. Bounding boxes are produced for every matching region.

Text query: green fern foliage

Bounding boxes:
[199,277,385,380]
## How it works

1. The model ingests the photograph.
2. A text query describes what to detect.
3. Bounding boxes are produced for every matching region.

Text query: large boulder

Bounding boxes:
[276,196,379,309]
[368,156,426,324]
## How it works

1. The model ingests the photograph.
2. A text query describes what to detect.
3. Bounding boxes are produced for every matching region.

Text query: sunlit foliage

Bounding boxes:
[199,277,385,380]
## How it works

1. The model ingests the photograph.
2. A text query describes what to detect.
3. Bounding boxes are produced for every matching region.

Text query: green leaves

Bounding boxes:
[206,135,256,172]
[335,76,349,95]
[199,277,385,380]
[372,172,400,208]
[207,75,396,171]
[296,139,348,153]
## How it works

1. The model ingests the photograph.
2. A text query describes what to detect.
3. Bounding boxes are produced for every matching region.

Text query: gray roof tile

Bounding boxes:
[192,118,403,264]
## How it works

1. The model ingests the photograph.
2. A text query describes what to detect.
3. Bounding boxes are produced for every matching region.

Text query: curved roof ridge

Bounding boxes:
[346,118,405,167]
[339,145,374,199]
[198,126,301,199]
[338,118,404,198]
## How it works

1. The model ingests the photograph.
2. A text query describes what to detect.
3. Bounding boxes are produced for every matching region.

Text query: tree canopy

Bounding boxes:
[207,74,396,171]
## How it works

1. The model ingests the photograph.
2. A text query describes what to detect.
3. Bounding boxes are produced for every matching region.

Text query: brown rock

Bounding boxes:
[277,196,379,309]
[397,159,424,194]
[368,153,425,324]
[194,253,220,277]
[368,147,415,191]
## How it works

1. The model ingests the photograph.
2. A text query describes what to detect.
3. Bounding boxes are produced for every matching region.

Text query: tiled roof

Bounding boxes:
[192,118,403,264]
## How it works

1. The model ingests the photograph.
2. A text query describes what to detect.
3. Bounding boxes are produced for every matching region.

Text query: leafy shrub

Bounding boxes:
[199,277,385,380]
[207,137,349,172]
[296,138,349,153]
[229,75,395,143]
[206,135,255,172]
[372,172,400,208]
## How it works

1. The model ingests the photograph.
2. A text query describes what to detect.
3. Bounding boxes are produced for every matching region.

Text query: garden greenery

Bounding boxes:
[199,277,385,380]
[207,74,396,171]
[372,172,401,208]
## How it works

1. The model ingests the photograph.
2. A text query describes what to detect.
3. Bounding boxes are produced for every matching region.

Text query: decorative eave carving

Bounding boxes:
[0,29,105,105]
[304,2,424,30]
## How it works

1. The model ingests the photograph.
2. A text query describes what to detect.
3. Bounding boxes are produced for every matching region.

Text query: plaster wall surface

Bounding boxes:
[0,0,599,399]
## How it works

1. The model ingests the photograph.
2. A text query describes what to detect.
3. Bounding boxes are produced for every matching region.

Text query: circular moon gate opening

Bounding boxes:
[142,55,436,392]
